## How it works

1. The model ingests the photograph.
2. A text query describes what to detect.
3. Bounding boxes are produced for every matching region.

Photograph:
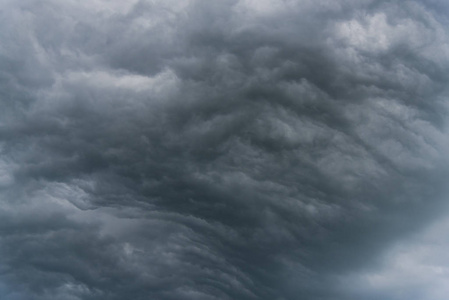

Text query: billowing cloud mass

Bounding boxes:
[1,0,449,299]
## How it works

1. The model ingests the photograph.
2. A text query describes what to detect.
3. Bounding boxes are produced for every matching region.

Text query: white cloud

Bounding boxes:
[341,211,449,300]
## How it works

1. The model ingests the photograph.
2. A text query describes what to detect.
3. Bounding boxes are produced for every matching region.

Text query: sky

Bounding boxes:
[1,0,449,299]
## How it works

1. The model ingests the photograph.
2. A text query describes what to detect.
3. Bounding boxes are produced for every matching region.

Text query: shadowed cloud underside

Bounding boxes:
[1,1,449,299]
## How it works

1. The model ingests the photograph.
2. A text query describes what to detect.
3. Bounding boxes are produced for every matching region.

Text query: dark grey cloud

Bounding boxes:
[1,0,449,299]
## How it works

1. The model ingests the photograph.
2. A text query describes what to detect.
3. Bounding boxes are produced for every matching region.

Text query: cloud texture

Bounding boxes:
[1,0,449,299]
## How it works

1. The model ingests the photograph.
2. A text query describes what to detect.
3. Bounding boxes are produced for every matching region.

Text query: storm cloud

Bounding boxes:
[1,0,449,299]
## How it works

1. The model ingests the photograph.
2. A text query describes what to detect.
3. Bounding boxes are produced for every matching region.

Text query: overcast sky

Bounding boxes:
[1,0,449,299]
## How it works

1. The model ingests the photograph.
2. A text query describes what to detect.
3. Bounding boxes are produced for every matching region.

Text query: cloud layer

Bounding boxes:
[1,0,449,299]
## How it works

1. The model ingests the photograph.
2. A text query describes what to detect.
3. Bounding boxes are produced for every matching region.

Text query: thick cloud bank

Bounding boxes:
[1,0,449,299]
